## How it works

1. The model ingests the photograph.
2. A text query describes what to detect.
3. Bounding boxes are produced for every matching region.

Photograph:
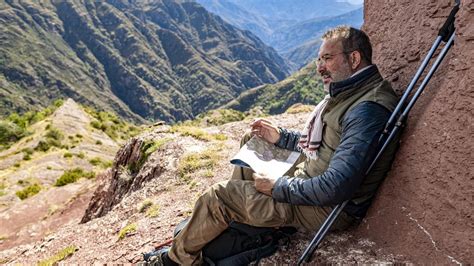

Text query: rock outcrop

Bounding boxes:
[81,134,168,223]
[360,0,473,263]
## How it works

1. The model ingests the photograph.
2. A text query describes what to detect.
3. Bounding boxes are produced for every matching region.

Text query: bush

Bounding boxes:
[35,127,64,152]
[35,140,51,152]
[63,152,73,158]
[45,128,63,141]
[54,168,95,186]
[15,184,41,200]
[0,121,27,146]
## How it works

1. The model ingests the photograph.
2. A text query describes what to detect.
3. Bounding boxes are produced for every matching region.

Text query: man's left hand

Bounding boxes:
[253,172,277,196]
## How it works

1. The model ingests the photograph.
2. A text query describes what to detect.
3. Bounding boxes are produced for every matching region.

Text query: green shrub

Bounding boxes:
[89,157,102,166]
[76,152,85,159]
[89,157,112,168]
[0,121,27,146]
[45,128,63,141]
[34,127,64,152]
[35,140,51,152]
[75,134,83,138]
[63,152,73,158]
[22,147,33,155]
[95,140,102,145]
[23,153,31,160]
[37,245,77,266]
[15,184,41,200]
[118,223,137,240]
[54,168,95,186]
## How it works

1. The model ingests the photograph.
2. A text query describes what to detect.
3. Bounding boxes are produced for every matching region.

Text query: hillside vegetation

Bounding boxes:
[0,0,290,123]
[222,62,325,114]
[0,98,138,249]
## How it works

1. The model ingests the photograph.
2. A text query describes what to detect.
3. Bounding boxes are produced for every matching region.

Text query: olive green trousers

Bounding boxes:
[168,134,354,265]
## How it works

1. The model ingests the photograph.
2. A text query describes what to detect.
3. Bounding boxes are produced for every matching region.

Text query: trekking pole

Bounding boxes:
[297,2,459,264]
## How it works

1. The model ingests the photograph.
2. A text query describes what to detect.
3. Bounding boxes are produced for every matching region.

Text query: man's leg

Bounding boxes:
[231,132,255,180]
[168,179,295,264]
[167,178,355,264]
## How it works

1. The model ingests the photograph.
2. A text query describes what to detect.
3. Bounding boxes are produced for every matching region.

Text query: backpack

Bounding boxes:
[174,219,297,266]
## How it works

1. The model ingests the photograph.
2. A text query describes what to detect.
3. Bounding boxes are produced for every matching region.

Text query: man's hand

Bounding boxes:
[250,119,280,144]
[253,172,277,196]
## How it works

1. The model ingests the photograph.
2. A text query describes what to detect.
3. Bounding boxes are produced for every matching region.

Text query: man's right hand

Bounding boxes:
[250,119,280,144]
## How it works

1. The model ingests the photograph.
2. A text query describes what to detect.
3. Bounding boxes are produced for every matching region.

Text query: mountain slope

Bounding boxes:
[195,0,363,68]
[273,8,364,68]
[0,0,290,123]
[0,111,405,264]
[222,63,325,114]
[0,99,125,249]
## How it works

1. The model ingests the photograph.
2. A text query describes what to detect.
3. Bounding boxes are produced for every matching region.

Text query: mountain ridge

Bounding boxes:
[0,0,290,123]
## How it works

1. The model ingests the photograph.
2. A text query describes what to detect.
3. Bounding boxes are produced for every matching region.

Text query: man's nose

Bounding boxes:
[317,61,326,74]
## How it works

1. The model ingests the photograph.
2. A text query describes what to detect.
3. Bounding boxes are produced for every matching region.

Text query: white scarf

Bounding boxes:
[298,95,331,160]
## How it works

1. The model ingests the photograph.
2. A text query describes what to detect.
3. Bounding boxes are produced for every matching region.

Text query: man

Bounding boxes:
[148,26,399,265]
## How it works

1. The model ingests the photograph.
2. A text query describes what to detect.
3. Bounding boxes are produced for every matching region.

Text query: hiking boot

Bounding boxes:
[141,247,177,266]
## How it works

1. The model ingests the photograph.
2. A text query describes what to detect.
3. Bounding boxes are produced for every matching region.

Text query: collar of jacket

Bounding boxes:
[329,65,379,98]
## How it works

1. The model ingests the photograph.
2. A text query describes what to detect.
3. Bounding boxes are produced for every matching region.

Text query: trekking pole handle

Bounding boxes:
[438,2,460,42]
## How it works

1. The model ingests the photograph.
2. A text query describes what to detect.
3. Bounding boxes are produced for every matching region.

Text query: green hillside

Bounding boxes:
[222,62,325,114]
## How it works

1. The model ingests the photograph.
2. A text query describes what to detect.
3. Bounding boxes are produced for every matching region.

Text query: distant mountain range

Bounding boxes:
[0,0,290,123]
[195,0,363,69]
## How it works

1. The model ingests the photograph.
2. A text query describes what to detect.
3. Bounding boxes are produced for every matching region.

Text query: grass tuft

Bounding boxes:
[170,126,227,141]
[37,245,77,266]
[177,146,222,183]
[118,223,137,240]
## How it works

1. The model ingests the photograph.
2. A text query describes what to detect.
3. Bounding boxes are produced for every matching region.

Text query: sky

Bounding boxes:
[341,0,364,5]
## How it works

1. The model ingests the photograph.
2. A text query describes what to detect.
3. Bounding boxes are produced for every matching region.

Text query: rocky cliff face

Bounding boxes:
[361,0,473,263]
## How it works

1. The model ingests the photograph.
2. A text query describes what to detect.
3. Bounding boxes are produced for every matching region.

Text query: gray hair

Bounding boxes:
[322,26,373,64]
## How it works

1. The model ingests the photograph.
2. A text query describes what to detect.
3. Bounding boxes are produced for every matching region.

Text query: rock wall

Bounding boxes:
[361,0,473,263]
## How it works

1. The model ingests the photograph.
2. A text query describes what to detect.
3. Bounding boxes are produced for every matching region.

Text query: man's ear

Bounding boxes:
[350,51,362,70]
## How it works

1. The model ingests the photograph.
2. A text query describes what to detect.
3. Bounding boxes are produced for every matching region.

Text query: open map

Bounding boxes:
[230,136,301,178]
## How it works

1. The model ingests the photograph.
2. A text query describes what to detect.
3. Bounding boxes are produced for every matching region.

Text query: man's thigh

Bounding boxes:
[211,179,352,230]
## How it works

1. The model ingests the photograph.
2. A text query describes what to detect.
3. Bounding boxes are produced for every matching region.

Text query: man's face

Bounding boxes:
[317,39,354,92]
